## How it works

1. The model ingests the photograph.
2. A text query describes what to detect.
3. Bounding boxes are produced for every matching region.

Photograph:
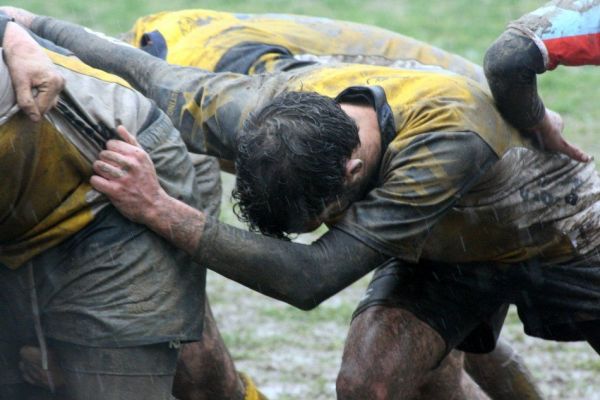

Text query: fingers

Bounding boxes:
[14,76,64,122]
[559,140,591,163]
[14,80,40,122]
[93,160,127,180]
[106,136,142,154]
[35,78,65,116]
[90,174,121,196]
[99,149,132,169]
[116,125,140,147]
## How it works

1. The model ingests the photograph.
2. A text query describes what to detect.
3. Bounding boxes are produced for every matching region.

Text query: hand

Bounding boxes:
[528,108,590,162]
[0,6,36,28]
[19,346,64,391]
[91,126,168,224]
[3,22,64,122]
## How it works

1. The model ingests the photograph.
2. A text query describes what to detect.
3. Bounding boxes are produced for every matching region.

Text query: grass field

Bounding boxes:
[9,0,600,398]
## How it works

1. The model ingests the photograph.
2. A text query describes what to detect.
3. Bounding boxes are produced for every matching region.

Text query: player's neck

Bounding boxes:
[340,102,382,175]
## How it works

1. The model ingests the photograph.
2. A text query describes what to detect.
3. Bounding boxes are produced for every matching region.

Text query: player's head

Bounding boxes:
[233,91,363,237]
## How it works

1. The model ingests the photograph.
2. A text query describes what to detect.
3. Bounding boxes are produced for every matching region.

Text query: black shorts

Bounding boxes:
[353,255,600,354]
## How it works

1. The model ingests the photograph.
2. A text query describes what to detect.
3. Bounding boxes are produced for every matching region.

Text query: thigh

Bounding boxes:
[53,342,178,400]
[419,351,489,400]
[463,338,543,400]
[337,306,447,400]
[172,297,244,400]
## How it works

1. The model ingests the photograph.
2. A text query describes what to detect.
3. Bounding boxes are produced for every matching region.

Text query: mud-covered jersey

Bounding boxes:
[0,50,196,269]
[32,16,600,266]
[152,62,600,264]
[125,9,486,84]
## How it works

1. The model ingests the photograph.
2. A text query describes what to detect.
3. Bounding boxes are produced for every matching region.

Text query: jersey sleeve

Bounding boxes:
[30,16,274,160]
[509,0,600,70]
[0,52,17,123]
[334,131,498,263]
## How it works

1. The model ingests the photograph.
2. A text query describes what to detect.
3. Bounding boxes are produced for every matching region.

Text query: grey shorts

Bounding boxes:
[353,255,600,354]
[0,340,179,399]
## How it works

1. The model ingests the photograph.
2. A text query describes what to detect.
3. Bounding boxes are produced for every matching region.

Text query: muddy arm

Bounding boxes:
[484,29,546,130]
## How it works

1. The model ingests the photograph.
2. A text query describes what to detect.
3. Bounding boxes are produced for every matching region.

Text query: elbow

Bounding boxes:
[483,35,513,84]
[295,295,323,311]
[295,301,319,311]
[283,284,334,311]
[484,30,539,85]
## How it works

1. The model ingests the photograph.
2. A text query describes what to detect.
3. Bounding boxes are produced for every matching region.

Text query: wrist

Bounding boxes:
[144,190,207,255]
[3,22,36,53]
[524,109,548,134]
[142,189,173,231]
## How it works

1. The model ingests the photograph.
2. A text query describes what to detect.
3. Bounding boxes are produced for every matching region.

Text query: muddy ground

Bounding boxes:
[208,272,599,400]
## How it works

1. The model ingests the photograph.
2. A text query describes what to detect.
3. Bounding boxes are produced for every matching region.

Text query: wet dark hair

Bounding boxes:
[233,91,360,237]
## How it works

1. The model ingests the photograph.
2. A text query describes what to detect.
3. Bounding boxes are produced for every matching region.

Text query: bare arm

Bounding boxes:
[484,29,589,163]
[484,29,546,132]
[483,0,600,163]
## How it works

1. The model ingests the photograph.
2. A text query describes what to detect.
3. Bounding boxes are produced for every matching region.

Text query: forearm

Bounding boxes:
[484,29,546,130]
[201,218,388,309]
[31,16,253,158]
[148,194,387,310]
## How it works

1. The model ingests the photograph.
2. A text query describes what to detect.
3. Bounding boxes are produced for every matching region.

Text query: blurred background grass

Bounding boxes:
[9,0,600,398]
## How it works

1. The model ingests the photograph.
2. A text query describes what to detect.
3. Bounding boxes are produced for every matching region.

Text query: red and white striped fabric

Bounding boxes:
[511,0,600,70]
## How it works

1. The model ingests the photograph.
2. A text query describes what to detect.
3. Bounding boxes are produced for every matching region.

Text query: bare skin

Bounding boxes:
[0,17,245,400]
[0,5,589,164]
[337,306,489,400]
[527,108,590,163]
[464,339,543,400]
[172,298,245,400]
[2,17,64,121]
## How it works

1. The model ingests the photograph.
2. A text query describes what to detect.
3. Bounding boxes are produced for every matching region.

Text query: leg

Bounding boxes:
[172,297,245,400]
[464,338,543,400]
[336,306,481,400]
[419,351,489,400]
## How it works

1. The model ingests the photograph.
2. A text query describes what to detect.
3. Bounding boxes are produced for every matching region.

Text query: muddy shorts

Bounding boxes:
[353,254,600,354]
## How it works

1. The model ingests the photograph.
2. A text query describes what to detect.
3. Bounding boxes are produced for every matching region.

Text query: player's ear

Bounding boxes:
[345,158,364,184]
